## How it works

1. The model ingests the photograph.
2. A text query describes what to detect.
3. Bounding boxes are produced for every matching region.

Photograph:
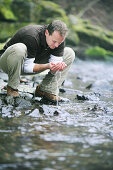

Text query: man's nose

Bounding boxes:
[55,42,59,47]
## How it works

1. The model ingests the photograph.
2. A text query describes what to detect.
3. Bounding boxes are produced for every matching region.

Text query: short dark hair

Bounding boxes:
[47,20,68,37]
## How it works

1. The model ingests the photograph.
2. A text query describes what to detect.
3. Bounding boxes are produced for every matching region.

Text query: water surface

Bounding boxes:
[0,60,113,170]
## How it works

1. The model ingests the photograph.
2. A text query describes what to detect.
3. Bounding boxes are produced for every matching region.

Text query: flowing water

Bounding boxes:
[0,60,113,170]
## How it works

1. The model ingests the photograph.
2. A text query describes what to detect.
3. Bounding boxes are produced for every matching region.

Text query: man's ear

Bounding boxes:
[45,29,48,36]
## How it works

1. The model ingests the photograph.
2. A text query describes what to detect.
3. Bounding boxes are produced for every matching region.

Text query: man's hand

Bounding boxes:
[50,62,67,74]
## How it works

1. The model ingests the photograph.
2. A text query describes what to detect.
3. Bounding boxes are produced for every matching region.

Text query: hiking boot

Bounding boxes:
[35,85,61,102]
[7,86,19,97]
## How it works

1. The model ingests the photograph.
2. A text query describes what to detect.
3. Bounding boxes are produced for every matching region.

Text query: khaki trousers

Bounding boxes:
[0,43,75,95]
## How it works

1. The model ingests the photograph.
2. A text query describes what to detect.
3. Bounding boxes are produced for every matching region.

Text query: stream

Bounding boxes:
[0,59,113,170]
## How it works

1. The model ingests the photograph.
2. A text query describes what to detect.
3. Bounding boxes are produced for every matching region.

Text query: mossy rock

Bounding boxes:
[74,25,113,51]
[0,0,16,21]
[37,1,69,25]
[71,16,113,52]
[85,46,113,60]
[11,0,69,24]
[66,29,79,47]
[11,0,40,22]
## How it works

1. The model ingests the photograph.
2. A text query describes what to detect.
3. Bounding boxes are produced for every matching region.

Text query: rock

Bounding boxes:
[39,106,44,114]
[15,97,32,108]
[53,110,59,116]
[76,94,89,100]
[1,106,13,118]
[0,98,2,106]
[86,84,93,89]
[59,88,66,93]
[76,93,100,101]
[4,96,15,105]
[29,109,40,117]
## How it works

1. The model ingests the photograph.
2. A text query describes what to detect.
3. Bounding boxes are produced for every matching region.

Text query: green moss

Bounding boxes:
[72,18,113,51]
[0,0,16,20]
[0,22,28,42]
[85,46,113,60]
[38,1,69,25]
[0,42,5,50]
[67,29,80,46]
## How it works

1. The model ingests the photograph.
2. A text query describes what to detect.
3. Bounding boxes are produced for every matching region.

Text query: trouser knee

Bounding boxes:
[12,43,27,60]
[63,47,75,65]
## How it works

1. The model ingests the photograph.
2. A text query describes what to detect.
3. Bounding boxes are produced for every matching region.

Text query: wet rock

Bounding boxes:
[88,104,99,111]
[39,106,44,114]
[40,97,58,105]
[88,104,109,114]
[0,98,2,106]
[23,93,33,100]
[76,76,82,80]
[15,97,32,108]
[37,104,70,118]
[4,96,15,105]
[53,110,59,116]
[76,94,89,100]
[18,84,35,94]
[1,106,13,118]
[39,96,70,105]
[76,93,100,101]
[86,84,93,89]
[39,105,54,116]
[59,88,66,93]
[13,110,22,117]
[29,109,40,117]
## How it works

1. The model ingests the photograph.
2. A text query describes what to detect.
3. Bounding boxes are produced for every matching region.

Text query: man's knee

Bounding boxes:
[12,43,27,59]
[64,47,75,64]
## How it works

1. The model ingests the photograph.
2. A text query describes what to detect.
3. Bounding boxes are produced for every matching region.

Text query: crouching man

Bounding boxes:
[0,20,75,103]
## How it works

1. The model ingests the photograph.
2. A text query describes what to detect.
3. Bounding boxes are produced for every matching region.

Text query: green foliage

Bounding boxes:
[37,1,69,25]
[0,22,27,42]
[0,0,16,20]
[0,42,5,50]
[85,46,113,60]
[72,18,113,51]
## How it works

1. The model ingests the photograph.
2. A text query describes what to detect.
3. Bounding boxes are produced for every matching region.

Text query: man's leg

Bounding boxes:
[35,47,75,100]
[0,43,27,94]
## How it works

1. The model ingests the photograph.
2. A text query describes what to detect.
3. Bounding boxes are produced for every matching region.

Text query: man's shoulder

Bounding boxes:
[19,25,46,33]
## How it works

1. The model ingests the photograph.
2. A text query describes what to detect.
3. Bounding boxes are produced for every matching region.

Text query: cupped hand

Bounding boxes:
[50,62,67,73]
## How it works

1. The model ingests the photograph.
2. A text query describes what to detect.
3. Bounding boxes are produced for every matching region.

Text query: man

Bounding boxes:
[0,20,75,103]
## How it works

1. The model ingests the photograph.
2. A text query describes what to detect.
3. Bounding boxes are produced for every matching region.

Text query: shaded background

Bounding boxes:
[0,0,113,60]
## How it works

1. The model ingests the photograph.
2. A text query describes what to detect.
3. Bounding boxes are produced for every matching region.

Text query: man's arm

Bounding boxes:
[33,63,50,72]
[33,62,67,73]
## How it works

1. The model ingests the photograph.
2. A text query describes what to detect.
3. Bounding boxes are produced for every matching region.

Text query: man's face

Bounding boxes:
[45,30,65,49]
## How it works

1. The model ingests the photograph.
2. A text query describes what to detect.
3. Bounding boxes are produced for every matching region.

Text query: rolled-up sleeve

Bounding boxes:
[22,58,35,73]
